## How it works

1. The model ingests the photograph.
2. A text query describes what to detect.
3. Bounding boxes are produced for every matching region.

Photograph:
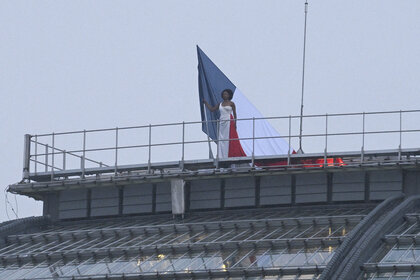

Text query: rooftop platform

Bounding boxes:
[6,109,420,220]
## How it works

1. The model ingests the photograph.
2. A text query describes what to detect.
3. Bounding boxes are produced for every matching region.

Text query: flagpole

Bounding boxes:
[298,0,308,154]
[203,103,214,159]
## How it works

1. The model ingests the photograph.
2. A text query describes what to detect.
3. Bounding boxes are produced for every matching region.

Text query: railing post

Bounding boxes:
[81,130,86,178]
[216,119,220,169]
[51,133,55,181]
[324,114,328,167]
[181,122,185,170]
[115,127,119,175]
[22,134,31,180]
[288,116,291,166]
[148,124,152,173]
[63,150,66,171]
[34,135,38,174]
[361,112,365,164]
[45,144,49,173]
[398,110,402,160]
[252,117,255,168]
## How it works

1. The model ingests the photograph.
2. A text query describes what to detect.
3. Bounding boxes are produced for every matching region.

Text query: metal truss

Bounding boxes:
[358,201,420,280]
[0,205,370,279]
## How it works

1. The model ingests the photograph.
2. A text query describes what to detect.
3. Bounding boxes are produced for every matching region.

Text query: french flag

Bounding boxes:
[197,46,293,160]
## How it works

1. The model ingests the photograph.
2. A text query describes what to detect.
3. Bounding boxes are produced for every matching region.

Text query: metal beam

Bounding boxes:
[24,148,420,182]
[8,158,420,197]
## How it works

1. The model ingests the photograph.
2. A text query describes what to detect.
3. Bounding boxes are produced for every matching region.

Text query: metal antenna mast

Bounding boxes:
[297,0,308,154]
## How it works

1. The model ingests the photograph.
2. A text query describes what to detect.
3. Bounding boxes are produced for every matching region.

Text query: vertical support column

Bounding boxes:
[361,112,365,163]
[364,172,370,202]
[288,116,291,166]
[327,173,333,203]
[34,135,38,174]
[171,179,185,216]
[115,127,119,175]
[215,119,220,169]
[63,150,66,171]
[81,130,86,178]
[291,175,296,205]
[220,178,225,209]
[324,114,328,166]
[255,176,260,207]
[148,124,152,174]
[51,133,55,181]
[152,183,157,213]
[184,181,191,212]
[399,110,402,160]
[22,134,31,180]
[118,186,124,216]
[252,117,255,167]
[45,144,49,173]
[86,188,92,218]
[181,122,185,170]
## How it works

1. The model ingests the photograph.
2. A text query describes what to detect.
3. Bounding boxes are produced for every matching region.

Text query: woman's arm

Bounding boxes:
[203,100,219,112]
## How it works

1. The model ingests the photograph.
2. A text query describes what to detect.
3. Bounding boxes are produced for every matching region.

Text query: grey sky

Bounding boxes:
[1,1,419,222]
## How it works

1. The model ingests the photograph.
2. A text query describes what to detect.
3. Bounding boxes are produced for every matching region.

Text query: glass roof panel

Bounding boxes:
[0,204,373,279]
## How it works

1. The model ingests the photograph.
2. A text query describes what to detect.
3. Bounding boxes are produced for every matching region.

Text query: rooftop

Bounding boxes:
[4,109,420,279]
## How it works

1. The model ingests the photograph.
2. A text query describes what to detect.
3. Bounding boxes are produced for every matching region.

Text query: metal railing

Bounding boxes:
[22,109,420,181]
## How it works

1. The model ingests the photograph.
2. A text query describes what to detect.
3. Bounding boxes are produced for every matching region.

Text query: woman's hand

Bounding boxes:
[203,100,219,112]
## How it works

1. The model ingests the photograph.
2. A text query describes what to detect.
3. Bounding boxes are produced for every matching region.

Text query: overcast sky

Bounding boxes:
[1,0,419,222]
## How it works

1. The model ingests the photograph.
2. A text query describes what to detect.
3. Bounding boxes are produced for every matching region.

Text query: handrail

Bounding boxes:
[30,109,420,138]
[28,128,420,157]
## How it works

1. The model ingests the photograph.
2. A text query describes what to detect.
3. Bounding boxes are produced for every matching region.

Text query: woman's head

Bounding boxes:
[221,89,234,100]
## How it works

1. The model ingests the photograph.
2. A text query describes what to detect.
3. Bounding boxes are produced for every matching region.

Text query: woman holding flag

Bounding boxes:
[203,89,245,159]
